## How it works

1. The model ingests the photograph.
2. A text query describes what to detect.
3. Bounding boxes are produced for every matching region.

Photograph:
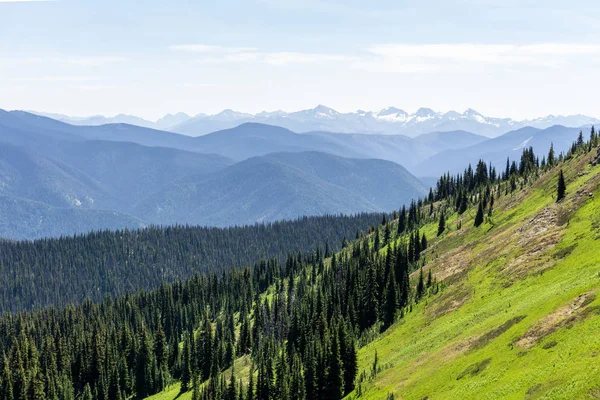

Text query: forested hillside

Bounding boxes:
[0,213,384,313]
[1,128,596,400]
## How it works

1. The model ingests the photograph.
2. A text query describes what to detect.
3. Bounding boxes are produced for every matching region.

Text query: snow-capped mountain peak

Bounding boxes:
[375,107,409,122]
[31,106,599,138]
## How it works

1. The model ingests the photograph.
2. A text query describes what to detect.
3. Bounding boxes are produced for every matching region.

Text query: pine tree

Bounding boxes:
[437,211,445,236]
[577,130,585,148]
[397,206,406,234]
[384,225,391,245]
[547,142,555,166]
[426,269,432,288]
[382,268,397,329]
[0,354,13,400]
[474,202,484,227]
[557,169,566,202]
[135,326,154,398]
[180,334,192,393]
[416,267,425,301]
[81,384,93,400]
[32,371,46,400]
[10,345,27,400]
[325,334,344,400]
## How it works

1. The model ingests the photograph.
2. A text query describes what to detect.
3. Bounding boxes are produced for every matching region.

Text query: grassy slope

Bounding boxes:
[147,151,600,400]
[352,151,600,399]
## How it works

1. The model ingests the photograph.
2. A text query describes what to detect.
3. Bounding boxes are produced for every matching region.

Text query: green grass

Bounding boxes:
[349,155,600,399]
[148,152,600,400]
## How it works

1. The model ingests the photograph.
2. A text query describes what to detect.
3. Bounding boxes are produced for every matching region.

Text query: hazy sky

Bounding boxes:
[1,0,599,120]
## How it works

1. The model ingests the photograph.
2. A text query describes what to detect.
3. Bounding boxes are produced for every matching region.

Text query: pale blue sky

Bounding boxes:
[1,0,599,119]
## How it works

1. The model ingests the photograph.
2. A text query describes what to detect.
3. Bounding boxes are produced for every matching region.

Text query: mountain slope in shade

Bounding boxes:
[0,110,489,172]
[0,143,113,209]
[45,140,233,208]
[261,152,427,211]
[191,123,363,161]
[133,151,427,227]
[309,129,488,170]
[416,125,584,177]
[0,195,145,240]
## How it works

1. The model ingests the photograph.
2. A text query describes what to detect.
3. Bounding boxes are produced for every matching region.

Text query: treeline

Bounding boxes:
[0,213,385,313]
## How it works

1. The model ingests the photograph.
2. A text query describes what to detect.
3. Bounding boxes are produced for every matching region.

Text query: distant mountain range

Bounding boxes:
[133,151,427,227]
[0,110,428,239]
[416,125,587,177]
[32,106,600,138]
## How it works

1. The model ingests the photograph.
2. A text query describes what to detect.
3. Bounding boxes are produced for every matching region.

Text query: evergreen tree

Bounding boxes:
[325,334,344,400]
[474,202,484,227]
[547,142,555,166]
[437,211,445,236]
[398,206,407,234]
[416,268,425,301]
[382,268,397,329]
[557,169,566,202]
[0,354,13,400]
[180,334,192,393]
[10,345,27,400]
[81,384,93,400]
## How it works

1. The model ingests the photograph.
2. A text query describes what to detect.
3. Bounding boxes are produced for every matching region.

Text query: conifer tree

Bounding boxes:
[180,334,192,393]
[81,384,93,400]
[374,230,381,251]
[0,354,13,400]
[10,345,27,400]
[325,334,344,400]
[557,169,566,202]
[547,142,555,166]
[384,224,391,245]
[397,206,406,234]
[382,268,397,329]
[474,202,484,227]
[416,267,425,301]
[437,211,445,236]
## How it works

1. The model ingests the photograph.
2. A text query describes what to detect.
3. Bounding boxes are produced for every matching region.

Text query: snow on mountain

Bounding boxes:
[31,107,600,138]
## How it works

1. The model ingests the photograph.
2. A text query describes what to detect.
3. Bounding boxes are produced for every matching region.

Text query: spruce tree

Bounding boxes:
[557,169,566,202]
[547,142,555,166]
[416,267,425,301]
[398,206,407,234]
[474,202,484,227]
[0,354,13,400]
[382,269,397,329]
[437,211,445,236]
[180,334,192,393]
[325,334,344,400]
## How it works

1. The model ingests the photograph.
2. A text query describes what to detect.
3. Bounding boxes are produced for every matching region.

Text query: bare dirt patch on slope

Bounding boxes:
[515,292,597,349]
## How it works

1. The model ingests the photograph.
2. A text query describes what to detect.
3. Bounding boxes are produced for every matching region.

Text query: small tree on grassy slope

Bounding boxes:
[437,211,445,236]
[474,202,484,227]
[557,169,566,202]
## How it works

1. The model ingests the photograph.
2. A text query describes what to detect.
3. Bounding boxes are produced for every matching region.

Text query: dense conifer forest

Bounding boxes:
[0,127,596,400]
[0,214,385,313]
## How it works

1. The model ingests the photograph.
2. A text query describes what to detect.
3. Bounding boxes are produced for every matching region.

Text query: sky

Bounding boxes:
[0,0,599,120]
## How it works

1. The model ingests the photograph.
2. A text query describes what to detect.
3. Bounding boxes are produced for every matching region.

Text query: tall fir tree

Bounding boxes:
[557,169,566,202]
[474,201,484,227]
[437,211,445,236]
